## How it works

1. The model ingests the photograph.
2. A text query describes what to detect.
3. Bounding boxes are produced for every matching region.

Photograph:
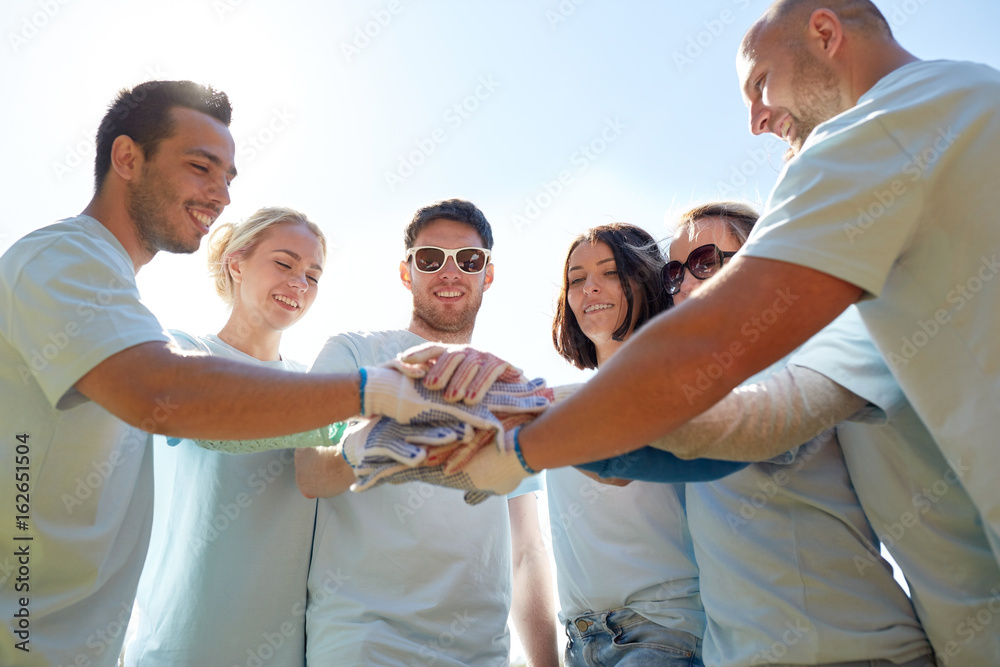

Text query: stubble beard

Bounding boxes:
[411,289,483,342]
[127,163,200,257]
[786,50,847,159]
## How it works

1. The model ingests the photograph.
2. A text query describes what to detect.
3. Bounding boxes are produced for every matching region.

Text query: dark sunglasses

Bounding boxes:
[405,246,491,274]
[662,244,737,295]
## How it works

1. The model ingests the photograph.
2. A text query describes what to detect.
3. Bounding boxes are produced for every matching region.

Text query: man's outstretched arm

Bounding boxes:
[517,257,863,470]
[76,341,362,440]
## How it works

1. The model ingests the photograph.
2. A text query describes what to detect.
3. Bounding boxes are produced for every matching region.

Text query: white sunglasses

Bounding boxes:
[405,246,491,274]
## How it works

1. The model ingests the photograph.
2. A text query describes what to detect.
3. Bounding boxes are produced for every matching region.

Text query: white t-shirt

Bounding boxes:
[0,216,169,666]
[790,310,1000,665]
[741,59,1000,556]
[687,312,933,667]
[125,333,316,667]
[545,469,703,637]
[307,329,529,666]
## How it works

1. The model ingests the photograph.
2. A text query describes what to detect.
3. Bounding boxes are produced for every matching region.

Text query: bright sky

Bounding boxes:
[4,0,1000,661]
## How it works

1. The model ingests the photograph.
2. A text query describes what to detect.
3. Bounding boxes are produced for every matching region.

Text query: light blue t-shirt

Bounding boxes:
[126,333,316,667]
[546,468,704,637]
[0,216,169,666]
[687,311,933,667]
[790,310,1000,665]
[306,329,538,666]
[741,59,1000,558]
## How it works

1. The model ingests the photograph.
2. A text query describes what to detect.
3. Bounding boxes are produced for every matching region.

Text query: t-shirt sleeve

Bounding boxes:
[507,473,544,499]
[309,334,364,374]
[741,105,926,298]
[3,236,168,409]
[788,307,905,423]
[574,449,748,483]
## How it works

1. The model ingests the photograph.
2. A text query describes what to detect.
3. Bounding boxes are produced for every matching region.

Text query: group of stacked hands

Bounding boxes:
[349,345,565,504]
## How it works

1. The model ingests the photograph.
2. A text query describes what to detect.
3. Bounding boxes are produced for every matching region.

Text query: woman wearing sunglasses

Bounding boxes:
[547,222,707,666]
[125,207,328,666]
[632,202,939,666]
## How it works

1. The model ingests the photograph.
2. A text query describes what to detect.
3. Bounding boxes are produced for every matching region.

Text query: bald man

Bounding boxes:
[453,0,1000,590]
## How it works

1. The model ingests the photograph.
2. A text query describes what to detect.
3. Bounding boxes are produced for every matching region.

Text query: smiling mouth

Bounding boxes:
[274,295,299,309]
[584,303,613,314]
[435,290,463,298]
[188,208,215,232]
[778,118,793,142]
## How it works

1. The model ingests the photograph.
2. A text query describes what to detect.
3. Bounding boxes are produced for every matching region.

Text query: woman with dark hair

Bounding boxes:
[547,222,705,666]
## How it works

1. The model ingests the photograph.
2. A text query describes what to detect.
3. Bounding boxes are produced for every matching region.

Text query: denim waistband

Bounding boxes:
[564,607,697,641]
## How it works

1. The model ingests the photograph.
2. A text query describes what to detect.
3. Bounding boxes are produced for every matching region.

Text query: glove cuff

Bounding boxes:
[359,366,403,417]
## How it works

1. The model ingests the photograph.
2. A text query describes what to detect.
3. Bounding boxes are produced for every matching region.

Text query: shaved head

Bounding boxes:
[743,0,893,58]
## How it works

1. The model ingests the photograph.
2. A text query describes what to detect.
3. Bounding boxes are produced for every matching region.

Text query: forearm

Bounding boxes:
[653,365,867,461]
[516,258,862,470]
[77,341,362,439]
[295,445,357,498]
[509,495,559,667]
[193,423,341,454]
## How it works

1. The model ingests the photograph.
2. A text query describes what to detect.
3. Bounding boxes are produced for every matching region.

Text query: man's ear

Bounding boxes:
[807,8,845,60]
[483,263,495,291]
[110,135,143,182]
[400,260,413,291]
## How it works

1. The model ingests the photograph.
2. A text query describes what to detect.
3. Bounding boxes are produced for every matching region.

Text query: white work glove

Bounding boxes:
[340,417,473,468]
[350,425,534,505]
[389,343,527,404]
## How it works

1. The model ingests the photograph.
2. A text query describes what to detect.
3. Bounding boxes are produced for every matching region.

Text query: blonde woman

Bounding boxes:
[125,207,326,667]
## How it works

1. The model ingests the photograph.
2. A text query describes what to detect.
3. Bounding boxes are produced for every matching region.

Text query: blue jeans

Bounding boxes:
[564,608,703,667]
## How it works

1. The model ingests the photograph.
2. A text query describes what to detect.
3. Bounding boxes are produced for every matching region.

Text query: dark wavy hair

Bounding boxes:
[553,223,671,370]
[94,80,232,193]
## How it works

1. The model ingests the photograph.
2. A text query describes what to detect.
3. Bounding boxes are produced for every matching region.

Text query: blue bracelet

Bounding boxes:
[512,426,537,475]
[358,367,367,415]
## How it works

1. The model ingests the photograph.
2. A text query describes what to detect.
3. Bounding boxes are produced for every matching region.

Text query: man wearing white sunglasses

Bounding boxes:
[295,199,558,666]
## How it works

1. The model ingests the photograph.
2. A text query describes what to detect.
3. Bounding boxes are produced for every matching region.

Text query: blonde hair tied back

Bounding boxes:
[206,206,327,307]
